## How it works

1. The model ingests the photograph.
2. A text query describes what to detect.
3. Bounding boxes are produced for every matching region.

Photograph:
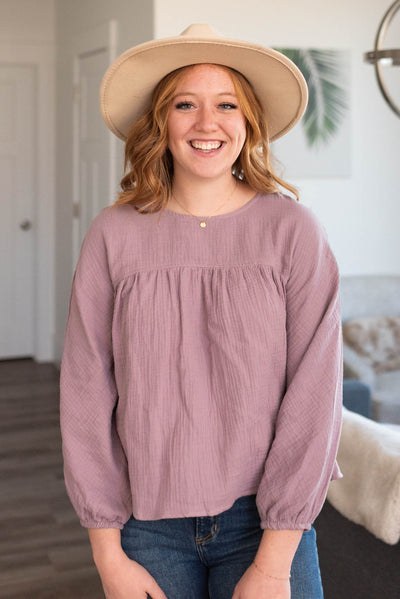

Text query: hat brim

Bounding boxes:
[100,34,308,142]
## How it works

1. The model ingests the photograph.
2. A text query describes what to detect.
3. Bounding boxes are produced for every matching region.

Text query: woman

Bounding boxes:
[60,24,343,599]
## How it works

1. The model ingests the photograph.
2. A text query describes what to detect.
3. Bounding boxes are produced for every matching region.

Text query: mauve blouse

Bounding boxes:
[60,191,343,531]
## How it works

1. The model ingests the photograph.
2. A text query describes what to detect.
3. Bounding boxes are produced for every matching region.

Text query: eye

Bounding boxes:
[175,101,194,110]
[219,103,238,110]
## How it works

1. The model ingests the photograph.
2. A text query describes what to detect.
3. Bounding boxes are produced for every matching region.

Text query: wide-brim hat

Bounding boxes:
[100,24,308,142]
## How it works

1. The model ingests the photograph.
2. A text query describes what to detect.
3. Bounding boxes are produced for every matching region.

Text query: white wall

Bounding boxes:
[155,0,400,276]
[54,0,154,361]
[0,0,55,43]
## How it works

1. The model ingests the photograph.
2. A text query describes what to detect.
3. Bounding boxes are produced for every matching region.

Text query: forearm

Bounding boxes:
[254,529,303,578]
[232,528,301,597]
[88,528,167,599]
[88,528,124,569]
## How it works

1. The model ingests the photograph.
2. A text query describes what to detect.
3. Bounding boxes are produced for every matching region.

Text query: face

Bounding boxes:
[166,64,247,184]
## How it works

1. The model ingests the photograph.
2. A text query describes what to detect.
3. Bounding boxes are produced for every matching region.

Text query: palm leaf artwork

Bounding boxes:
[274,48,348,148]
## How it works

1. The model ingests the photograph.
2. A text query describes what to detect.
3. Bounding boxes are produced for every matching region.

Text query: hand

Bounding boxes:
[96,550,167,599]
[232,563,290,599]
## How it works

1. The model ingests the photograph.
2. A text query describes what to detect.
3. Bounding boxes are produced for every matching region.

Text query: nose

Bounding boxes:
[195,105,218,132]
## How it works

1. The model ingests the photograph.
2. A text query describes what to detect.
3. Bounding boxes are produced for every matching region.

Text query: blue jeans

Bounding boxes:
[121,495,324,598]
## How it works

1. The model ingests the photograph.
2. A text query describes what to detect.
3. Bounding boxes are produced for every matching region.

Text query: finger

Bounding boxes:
[147,579,168,599]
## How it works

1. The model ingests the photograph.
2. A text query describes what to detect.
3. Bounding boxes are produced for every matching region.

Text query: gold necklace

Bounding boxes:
[171,179,238,228]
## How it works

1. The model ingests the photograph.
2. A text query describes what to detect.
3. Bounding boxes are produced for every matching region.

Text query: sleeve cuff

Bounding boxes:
[259,518,312,531]
[79,517,127,530]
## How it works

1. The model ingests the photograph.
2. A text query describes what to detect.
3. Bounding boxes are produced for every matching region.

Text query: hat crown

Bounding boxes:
[179,24,221,39]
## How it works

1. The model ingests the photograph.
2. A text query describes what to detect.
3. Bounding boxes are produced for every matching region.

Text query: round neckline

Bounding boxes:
[162,192,262,221]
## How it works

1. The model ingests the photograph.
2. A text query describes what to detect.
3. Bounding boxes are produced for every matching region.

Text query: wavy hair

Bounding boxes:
[113,64,298,213]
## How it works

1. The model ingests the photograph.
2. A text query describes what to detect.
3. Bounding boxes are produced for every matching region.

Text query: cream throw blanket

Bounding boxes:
[326,407,400,545]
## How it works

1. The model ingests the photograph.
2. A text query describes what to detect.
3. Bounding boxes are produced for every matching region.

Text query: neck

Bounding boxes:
[170,174,237,216]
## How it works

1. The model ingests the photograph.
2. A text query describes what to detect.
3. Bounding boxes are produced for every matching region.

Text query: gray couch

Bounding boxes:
[315,378,400,599]
[315,276,400,597]
[340,274,400,424]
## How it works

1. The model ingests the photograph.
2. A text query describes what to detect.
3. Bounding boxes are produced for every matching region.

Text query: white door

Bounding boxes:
[0,65,35,359]
[73,48,114,265]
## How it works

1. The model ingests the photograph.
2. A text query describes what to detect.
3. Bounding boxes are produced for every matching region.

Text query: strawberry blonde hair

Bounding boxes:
[113,64,298,213]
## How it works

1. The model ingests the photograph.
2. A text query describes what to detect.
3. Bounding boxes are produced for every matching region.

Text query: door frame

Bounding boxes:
[0,42,55,362]
[72,19,118,268]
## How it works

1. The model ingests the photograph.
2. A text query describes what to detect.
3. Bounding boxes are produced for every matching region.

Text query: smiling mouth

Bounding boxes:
[190,140,223,152]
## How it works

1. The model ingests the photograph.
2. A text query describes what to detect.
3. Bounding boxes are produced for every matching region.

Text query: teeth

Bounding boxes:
[191,141,222,151]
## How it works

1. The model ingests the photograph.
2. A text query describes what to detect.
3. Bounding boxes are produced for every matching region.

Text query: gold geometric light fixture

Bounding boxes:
[364,0,400,117]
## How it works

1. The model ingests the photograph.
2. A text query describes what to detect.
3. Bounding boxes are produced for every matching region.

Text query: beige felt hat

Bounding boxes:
[100,24,308,142]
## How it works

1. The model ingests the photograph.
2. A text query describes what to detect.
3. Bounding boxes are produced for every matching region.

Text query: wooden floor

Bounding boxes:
[0,359,103,598]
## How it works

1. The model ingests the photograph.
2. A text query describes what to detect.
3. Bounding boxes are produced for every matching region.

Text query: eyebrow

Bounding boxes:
[173,91,238,98]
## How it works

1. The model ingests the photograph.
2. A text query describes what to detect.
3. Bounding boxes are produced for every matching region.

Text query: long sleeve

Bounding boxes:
[60,209,131,529]
[256,205,343,530]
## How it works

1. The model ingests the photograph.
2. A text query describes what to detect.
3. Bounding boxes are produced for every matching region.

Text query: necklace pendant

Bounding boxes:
[200,221,207,228]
